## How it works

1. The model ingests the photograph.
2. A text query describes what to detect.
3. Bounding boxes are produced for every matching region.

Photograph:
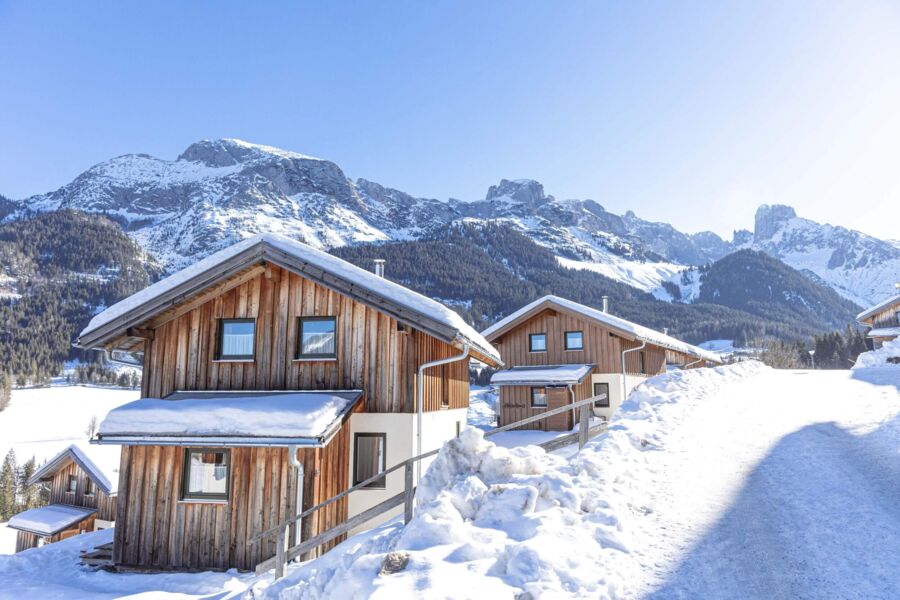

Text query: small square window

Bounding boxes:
[531,387,548,408]
[182,449,230,501]
[354,433,386,488]
[66,474,77,493]
[297,317,337,359]
[565,331,583,350]
[529,333,547,352]
[217,319,255,360]
[84,477,94,496]
[593,382,610,408]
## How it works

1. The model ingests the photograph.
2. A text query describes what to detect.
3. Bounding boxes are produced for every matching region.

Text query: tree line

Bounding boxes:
[0,449,48,522]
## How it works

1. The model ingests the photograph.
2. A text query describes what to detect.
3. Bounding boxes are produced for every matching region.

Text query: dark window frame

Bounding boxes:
[530,386,548,408]
[564,330,584,351]
[639,351,646,374]
[296,316,338,359]
[216,318,256,361]
[353,433,387,489]
[83,476,94,496]
[66,474,77,493]
[528,333,547,353]
[181,448,231,502]
[593,382,610,408]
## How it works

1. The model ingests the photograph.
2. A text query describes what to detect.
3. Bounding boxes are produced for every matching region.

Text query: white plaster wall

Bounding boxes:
[590,373,648,420]
[346,408,466,533]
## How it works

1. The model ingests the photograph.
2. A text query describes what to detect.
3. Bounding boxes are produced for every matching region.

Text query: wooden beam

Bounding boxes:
[126,327,155,340]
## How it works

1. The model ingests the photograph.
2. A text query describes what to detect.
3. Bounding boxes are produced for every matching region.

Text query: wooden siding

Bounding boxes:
[48,460,117,521]
[494,308,667,431]
[112,419,353,571]
[141,264,468,413]
[870,304,900,329]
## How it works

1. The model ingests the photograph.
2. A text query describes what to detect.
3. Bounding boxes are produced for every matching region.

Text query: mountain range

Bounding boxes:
[5,138,896,308]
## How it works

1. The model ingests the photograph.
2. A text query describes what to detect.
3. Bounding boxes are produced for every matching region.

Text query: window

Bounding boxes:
[217,319,255,360]
[565,331,584,351]
[182,449,230,501]
[529,333,547,352]
[66,474,77,493]
[84,477,94,496]
[354,433,386,488]
[531,387,548,408]
[297,317,337,359]
[593,382,610,408]
[639,351,646,374]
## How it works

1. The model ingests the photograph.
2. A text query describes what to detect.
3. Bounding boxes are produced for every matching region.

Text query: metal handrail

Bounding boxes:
[254,393,607,577]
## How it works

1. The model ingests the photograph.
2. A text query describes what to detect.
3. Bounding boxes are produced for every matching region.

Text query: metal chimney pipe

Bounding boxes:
[663,327,669,335]
[601,295,609,313]
[373,259,385,278]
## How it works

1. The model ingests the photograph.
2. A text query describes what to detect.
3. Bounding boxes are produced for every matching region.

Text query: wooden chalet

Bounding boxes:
[77,234,501,572]
[8,444,119,552]
[857,292,900,348]
[481,295,721,431]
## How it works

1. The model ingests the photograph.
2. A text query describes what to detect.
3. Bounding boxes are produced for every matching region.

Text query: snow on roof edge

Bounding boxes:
[857,293,900,322]
[79,234,500,363]
[28,443,115,495]
[482,295,721,363]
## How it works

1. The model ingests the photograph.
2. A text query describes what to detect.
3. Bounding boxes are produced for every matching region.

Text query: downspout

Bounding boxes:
[417,343,470,480]
[621,340,647,408]
[684,356,704,370]
[288,445,304,548]
[568,384,577,429]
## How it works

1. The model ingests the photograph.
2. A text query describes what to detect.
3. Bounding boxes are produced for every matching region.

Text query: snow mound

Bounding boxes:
[252,361,767,599]
[853,338,900,369]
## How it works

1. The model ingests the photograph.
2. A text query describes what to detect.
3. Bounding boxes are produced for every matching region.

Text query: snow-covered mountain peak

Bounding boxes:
[754,204,798,240]
[484,179,550,207]
[177,138,323,167]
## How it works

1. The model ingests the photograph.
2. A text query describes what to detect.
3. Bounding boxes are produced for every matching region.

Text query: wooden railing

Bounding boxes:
[254,393,608,578]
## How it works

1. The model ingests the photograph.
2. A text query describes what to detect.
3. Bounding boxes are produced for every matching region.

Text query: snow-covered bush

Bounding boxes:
[852,338,900,369]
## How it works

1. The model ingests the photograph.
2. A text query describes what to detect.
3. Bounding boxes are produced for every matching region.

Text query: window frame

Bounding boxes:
[592,382,610,408]
[66,474,77,494]
[296,316,338,360]
[528,333,547,353]
[639,351,646,374]
[181,448,231,502]
[530,386,549,408]
[564,330,584,351]
[83,476,94,496]
[353,433,387,489]
[216,318,256,361]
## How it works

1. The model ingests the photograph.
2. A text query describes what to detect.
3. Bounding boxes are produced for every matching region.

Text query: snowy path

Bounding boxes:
[629,369,900,599]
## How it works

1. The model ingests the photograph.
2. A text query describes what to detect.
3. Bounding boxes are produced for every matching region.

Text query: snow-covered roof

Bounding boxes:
[857,293,900,323]
[28,443,120,496]
[7,504,97,537]
[96,390,363,447]
[491,364,595,386]
[867,327,900,339]
[482,295,722,364]
[78,233,500,365]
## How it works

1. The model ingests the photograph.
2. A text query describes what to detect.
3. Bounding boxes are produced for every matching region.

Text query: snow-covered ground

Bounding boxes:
[2,363,898,598]
[0,385,138,466]
[0,523,16,555]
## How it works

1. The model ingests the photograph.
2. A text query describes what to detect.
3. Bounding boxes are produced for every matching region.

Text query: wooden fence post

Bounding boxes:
[578,402,590,449]
[404,461,415,524]
[275,524,287,579]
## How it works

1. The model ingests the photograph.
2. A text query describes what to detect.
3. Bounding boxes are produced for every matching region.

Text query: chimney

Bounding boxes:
[663,327,669,335]
[601,295,609,313]
[373,259,386,278]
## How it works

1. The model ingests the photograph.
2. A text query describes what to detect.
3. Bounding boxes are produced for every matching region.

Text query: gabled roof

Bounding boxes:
[28,443,119,496]
[77,234,500,365]
[7,504,97,537]
[95,390,363,447]
[491,364,595,386]
[482,295,722,364]
[857,293,900,323]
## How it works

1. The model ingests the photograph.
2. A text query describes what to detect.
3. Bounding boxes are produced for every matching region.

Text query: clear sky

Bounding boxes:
[1,1,899,240]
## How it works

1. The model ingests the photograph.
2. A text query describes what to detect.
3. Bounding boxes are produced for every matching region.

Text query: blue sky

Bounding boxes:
[1,1,899,239]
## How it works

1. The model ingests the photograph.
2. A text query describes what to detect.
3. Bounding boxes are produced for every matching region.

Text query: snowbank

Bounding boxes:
[252,361,767,599]
[853,338,900,369]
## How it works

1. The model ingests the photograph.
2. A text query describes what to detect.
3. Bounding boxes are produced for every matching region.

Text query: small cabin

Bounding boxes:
[857,293,900,348]
[77,234,500,572]
[482,295,721,431]
[8,444,119,552]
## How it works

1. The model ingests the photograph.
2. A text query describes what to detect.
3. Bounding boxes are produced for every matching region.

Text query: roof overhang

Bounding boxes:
[857,293,900,324]
[6,504,97,537]
[77,237,500,366]
[94,389,363,448]
[491,364,595,386]
[867,327,900,339]
[27,445,114,495]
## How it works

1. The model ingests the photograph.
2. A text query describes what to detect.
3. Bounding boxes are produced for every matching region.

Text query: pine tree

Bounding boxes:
[0,449,18,520]
[18,456,42,510]
[0,372,11,412]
